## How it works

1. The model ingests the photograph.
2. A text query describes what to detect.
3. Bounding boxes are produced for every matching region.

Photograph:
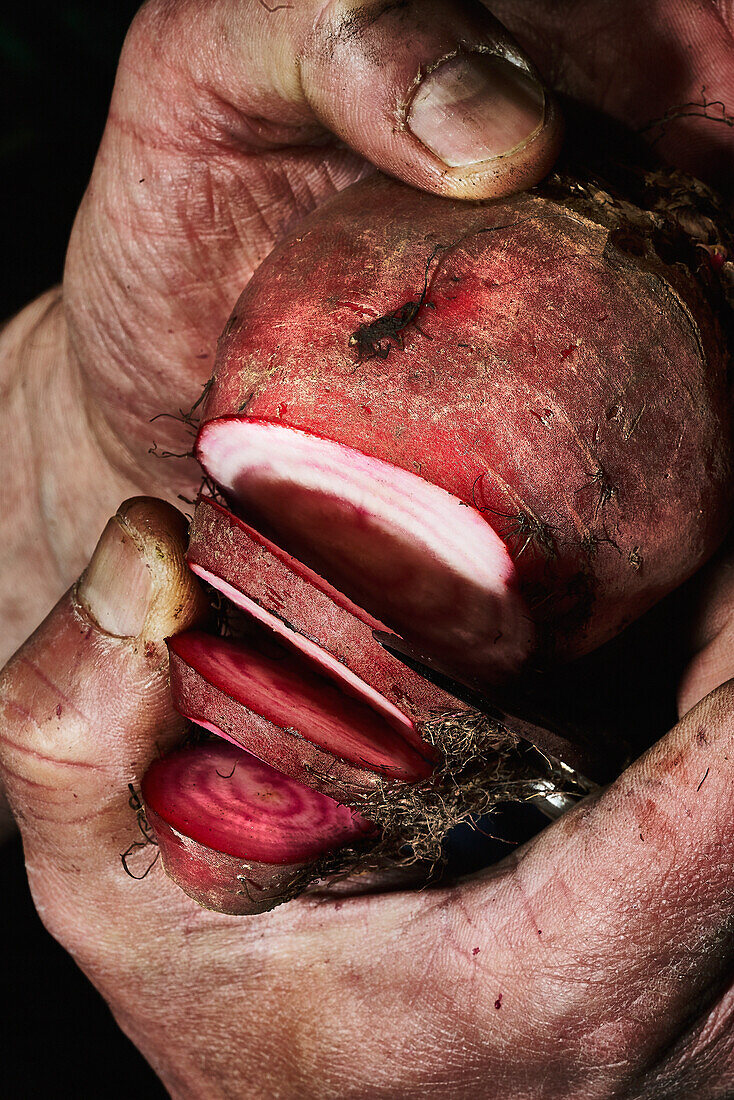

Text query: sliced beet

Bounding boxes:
[142,741,373,914]
[188,496,467,729]
[147,437,529,910]
[196,420,534,685]
[169,630,435,800]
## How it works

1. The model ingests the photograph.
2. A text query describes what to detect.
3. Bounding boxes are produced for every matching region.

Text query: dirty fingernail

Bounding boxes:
[77,517,153,637]
[408,52,545,168]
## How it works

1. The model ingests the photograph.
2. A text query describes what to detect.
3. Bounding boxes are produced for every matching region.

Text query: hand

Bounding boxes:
[59,0,734,527]
[0,0,563,662]
[2,1,734,1089]
[4,0,734,660]
[3,498,734,1099]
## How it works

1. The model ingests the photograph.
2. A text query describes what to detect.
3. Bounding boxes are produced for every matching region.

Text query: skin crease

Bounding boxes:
[1,0,734,1095]
[3,500,734,1099]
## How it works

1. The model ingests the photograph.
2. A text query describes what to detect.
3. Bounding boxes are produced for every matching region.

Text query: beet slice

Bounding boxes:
[169,629,434,800]
[187,496,468,728]
[142,741,373,914]
[196,420,533,685]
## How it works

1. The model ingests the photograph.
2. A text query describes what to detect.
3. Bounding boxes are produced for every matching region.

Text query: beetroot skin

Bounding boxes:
[202,171,733,671]
[142,167,734,914]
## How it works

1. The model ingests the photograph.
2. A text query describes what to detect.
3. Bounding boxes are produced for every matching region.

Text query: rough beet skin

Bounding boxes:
[202,170,734,673]
[142,165,734,914]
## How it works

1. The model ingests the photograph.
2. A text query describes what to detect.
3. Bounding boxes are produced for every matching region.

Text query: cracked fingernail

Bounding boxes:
[408,52,545,168]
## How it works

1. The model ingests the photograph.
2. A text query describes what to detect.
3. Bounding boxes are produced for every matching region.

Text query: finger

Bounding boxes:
[300,0,563,199]
[0,498,206,875]
[120,0,562,201]
[464,681,734,1064]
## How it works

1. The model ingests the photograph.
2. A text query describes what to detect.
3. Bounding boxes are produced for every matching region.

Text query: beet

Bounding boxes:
[168,628,435,797]
[141,741,374,915]
[202,171,733,679]
[141,165,734,914]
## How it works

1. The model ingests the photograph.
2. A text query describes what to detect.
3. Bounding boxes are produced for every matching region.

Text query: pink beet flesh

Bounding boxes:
[187,496,467,730]
[196,419,534,686]
[142,740,371,863]
[142,741,374,914]
[168,629,434,788]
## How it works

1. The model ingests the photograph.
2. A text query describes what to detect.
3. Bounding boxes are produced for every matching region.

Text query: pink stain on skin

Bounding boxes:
[1,697,36,724]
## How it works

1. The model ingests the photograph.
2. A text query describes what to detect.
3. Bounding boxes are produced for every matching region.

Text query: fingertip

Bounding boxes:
[77,497,207,643]
[117,496,190,545]
[113,496,209,642]
[304,1,562,202]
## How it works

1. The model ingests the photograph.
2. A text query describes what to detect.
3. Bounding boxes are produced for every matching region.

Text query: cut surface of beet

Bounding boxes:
[196,419,533,683]
[169,630,434,782]
[142,740,373,865]
[188,496,463,734]
[191,562,415,732]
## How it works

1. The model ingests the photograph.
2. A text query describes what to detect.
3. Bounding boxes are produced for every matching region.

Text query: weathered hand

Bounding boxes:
[61,0,734,519]
[62,0,734,511]
[5,1,734,658]
[3,499,734,1099]
[3,2,734,1092]
[0,0,565,663]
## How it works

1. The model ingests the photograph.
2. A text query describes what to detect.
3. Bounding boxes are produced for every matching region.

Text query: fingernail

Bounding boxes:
[408,53,545,168]
[77,517,153,637]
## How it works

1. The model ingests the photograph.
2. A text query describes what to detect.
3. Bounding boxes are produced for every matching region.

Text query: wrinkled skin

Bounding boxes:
[3,0,734,653]
[2,0,734,1096]
[2,498,734,1099]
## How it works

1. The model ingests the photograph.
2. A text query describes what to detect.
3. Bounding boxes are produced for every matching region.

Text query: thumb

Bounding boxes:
[298,0,563,197]
[0,498,206,874]
[122,0,562,201]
